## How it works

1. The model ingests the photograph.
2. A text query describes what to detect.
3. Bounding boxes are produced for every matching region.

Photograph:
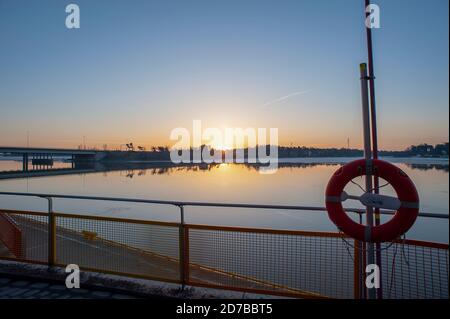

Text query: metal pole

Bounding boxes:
[360,63,376,299]
[364,0,383,298]
[358,213,365,298]
[354,238,361,299]
[178,205,186,290]
[46,197,56,267]
[365,0,379,158]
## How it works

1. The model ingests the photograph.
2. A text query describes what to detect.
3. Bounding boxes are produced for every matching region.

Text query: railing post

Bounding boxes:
[354,211,364,299]
[184,225,190,286]
[46,197,56,267]
[178,205,188,289]
[354,239,361,299]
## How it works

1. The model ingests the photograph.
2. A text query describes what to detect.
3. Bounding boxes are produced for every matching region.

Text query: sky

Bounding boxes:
[0,0,448,151]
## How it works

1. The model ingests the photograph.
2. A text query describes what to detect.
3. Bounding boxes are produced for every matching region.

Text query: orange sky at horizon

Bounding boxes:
[1,126,447,152]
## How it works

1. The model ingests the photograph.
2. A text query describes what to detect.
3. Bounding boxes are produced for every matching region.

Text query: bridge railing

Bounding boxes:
[0,192,448,299]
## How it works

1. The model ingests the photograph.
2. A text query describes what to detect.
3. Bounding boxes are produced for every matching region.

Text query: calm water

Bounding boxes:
[0,157,448,243]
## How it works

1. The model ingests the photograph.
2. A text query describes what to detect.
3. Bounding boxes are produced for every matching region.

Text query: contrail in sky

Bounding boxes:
[261,90,310,108]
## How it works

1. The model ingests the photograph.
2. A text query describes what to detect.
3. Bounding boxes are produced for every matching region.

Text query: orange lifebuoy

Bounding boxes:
[325,159,419,243]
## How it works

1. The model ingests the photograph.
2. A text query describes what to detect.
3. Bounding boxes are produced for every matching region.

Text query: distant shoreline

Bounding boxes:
[1,155,448,166]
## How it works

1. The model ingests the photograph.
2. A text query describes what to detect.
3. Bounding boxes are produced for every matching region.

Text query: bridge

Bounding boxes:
[0,147,105,171]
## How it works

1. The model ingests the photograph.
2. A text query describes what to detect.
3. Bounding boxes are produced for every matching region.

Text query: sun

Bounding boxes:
[210,144,232,151]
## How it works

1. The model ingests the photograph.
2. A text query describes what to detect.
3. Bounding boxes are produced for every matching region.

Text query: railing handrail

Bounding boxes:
[0,191,448,219]
[5,208,448,250]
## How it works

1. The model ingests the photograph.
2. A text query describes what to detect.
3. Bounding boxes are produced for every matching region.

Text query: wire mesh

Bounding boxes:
[381,241,449,299]
[0,211,48,263]
[0,213,22,258]
[54,215,180,282]
[187,226,355,298]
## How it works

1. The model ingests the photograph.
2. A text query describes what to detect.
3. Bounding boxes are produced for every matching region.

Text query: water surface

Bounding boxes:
[0,157,448,243]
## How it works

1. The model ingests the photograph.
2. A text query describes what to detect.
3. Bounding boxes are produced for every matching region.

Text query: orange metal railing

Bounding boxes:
[0,212,23,259]
[0,209,448,299]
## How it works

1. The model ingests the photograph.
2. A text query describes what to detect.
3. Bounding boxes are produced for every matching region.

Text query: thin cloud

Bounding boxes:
[260,90,310,108]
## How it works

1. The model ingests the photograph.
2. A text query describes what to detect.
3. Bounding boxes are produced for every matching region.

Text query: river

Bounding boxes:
[0,157,448,243]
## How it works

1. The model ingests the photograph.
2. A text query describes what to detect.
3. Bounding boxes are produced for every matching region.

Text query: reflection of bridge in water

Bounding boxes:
[0,160,199,180]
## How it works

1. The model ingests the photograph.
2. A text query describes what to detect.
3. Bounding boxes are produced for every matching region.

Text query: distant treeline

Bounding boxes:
[401,142,449,157]
[277,147,362,158]
[278,142,449,158]
[100,142,449,161]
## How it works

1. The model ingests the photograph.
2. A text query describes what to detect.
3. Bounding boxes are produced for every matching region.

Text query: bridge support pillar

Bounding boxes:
[22,154,28,171]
